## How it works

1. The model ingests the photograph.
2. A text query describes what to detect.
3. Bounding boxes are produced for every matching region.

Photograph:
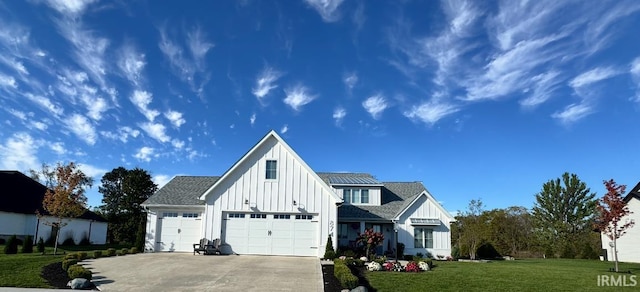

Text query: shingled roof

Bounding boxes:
[0,171,106,222]
[318,173,427,221]
[142,176,220,206]
[625,181,640,203]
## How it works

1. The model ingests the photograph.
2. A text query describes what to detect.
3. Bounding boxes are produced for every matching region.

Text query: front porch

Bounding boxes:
[336,221,397,257]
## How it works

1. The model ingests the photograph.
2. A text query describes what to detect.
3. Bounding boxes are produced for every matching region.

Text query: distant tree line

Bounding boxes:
[452,172,624,260]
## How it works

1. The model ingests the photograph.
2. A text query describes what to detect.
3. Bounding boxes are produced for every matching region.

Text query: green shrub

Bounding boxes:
[64,253,79,260]
[343,250,356,258]
[120,248,129,255]
[334,260,358,289]
[0,238,5,244]
[21,235,34,253]
[78,252,88,260]
[135,223,146,252]
[67,265,92,280]
[4,235,18,254]
[93,250,102,258]
[130,247,139,254]
[37,237,45,253]
[61,236,76,246]
[62,259,79,271]
[324,236,336,260]
[106,248,116,257]
[79,236,90,246]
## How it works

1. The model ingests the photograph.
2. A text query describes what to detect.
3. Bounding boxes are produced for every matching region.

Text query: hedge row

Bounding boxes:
[333,259,358,289]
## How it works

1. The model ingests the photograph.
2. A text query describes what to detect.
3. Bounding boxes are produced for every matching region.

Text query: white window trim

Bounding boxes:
[414,227,434,249]
[265,159,278,180]
[343,188,370,204]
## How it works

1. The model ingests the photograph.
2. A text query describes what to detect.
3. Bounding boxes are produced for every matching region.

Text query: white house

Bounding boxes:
[601,182,640,263]
[142,130,455,258]
[0,171,108,245]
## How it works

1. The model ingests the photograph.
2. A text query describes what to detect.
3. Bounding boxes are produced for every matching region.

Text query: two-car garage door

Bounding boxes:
[223,212,318,256]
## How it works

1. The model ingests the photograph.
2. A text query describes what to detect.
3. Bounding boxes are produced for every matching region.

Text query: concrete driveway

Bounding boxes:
[81,253,323,291]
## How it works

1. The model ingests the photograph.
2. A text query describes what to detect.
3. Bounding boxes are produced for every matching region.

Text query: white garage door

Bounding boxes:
[157,211,202,252]
[223,213,317,256]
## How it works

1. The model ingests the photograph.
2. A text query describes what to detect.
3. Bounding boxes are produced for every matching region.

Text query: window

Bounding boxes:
[228,213,245,218]
[372,224,381,233]
[266,160,277,179]
[414,228,433,248]
[343,189,370,204]
[162,212,178,218]
[295,215,313,220]
[338,223,348,239]
[273,214,291,219]
[182,213,199,218]
[250,213,267,219]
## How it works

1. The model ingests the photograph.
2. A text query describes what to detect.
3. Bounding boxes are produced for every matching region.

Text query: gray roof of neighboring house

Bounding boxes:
[625,181,640,203]
[142,176,219,206]
[318,173,427,221]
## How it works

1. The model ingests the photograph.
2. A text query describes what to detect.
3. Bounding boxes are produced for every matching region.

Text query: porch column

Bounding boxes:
[359,221,365,234]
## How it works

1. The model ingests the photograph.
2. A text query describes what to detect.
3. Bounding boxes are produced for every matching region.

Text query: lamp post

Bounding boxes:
[393,220,398,264]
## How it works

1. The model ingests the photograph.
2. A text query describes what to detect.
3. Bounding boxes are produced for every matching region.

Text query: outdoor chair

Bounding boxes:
[193,238,221,255]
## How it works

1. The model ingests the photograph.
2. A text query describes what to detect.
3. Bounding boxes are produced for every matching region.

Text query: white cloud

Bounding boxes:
[404,99,460,125]
[44,0,97,17]
[140,122,170,143]
[8,108,27,120]
[30,121,48,131]
[283,85,317,111]
[569,67,620,89]
[630,57,640,102]
[252,67,281,100]
[130,90,159,121]
[250,113,256,126]
[133,146,155,162]
[362,94,388,119]
[187,27,214,70]
[280,124,289,134]
[0,132,41,171]
[333,107,346,125]
[0,73,18,89]
[164,110,185,128]
[551,102,593,124]
[343,72,358,91]
[49,142,66,155]
[117,43,146,86]
[81,94,108,120]
[77,163,107,178]
[153,174,172,188]
[304,0,345,22]
[24,93,64,116]
[64,113,97,145]
[100,126,140,143]
[171,139,185,149]
[520,71,563,108]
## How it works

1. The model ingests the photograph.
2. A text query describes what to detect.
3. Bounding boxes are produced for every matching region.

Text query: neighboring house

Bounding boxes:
[600,182,640,263]
[142,130,454,258]
[0,171,108,244]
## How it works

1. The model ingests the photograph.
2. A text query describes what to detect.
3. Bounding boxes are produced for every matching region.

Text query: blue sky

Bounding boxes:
[1,0,640,213]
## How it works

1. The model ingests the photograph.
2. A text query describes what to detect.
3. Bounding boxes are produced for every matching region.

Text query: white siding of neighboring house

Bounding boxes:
[397,194,452,258]
[202,135,339,257]
[0,211,107,244]
[334,187,381,206]
[601,197,640,263]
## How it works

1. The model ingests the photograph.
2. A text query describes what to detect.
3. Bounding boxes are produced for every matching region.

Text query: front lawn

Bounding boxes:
[366,259,640,292]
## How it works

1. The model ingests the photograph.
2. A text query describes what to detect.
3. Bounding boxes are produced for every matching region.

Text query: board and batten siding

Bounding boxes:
[202,135,338,257]
[397,194,452,257]
[601,197,640,263]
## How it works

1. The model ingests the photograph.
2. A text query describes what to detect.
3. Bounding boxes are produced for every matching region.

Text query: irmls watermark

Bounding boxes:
[597,274,637,287]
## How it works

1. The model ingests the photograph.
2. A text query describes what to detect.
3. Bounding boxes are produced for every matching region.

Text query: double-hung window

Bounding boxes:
[266,160,277,179]
[414,228,433,248]
[343,189,369,204]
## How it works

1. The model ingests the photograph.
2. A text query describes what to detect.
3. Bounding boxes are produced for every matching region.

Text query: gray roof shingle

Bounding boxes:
[143,176,219,206]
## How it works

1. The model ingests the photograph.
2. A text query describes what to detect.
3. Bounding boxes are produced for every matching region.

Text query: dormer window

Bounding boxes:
[266,160,277,179]
[344,189,369,204]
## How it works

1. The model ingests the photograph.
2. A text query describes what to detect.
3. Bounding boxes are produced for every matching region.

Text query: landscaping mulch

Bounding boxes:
[322,264,343,292]
[41,262,71,289]
[349,266,376,292]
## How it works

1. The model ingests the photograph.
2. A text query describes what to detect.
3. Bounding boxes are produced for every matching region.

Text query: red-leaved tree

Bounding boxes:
[357,228,384,260]
[595,179,635,272]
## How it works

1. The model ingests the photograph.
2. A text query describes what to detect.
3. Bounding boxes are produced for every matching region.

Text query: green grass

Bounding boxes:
[0,244,133,288]
[366,259,640,292]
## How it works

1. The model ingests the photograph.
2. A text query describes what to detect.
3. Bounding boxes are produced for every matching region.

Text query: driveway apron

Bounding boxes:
[82,253,323,291]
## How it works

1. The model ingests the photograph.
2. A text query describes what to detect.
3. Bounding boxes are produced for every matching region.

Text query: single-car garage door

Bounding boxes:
[157,211,202,252]
[223,212,318,256]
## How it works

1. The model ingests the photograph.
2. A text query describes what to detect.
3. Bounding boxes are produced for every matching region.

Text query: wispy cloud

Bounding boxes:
[280,124,289,134]
[333,107,346,126]
[283,84,317,111]
[343,72,358,92]
[43,0,97,17]
[404,99,460,125]
[630,57,640,102]
[23,93,64,117]
[362,94,388,119]
[130,90,159,121]
[252,66,281,101]
[140,122,170,143]
[304,0,345,22]
[164,110,186,128]
[152,174,172,188]
[250,113,256,126]
[187,27,214,71]
[100,126,140,143]
[569,67,620,89]
[519,71,563,108]
[77,163,107,180]
[551,102,593,125]
[0,132,41,171]
[117,43,146,86]
[133,146,155,162]
[64,113,97,145]
[0,73,17,89]
[49,141,66,155]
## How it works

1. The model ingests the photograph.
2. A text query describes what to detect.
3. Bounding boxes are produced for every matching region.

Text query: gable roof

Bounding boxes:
[317,172,453,222]
[199,130,341,202]
[143,176,219,206]
[0,171,106,222]
[624,182,640,203]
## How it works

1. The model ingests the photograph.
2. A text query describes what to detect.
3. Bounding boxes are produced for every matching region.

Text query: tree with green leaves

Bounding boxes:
[98,167,157,247]
[595,179,635,272]
[454,199,486,260]
[532,172,596,258]
[30,162,93,255]
[484,206,534,256]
